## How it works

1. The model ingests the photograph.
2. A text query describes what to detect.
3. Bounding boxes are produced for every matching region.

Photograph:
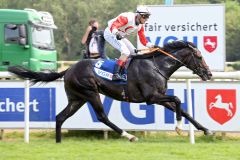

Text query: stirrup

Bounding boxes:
[112,73,126,81]
[112,73,122,81]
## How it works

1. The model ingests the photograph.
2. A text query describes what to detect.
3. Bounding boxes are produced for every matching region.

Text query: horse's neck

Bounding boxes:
[155,55,183,78]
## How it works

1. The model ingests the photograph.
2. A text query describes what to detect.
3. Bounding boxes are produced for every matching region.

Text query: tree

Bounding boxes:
[2,0,240,61]
[225,0,240,61]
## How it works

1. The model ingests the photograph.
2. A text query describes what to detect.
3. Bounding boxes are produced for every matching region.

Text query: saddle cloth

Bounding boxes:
[93,59,127,83]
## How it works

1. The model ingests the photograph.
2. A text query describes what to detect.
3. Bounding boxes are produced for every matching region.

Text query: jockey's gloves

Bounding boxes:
[116,32,125,40]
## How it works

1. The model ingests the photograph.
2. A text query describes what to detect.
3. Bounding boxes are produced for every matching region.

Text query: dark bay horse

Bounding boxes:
[8,41,213,142]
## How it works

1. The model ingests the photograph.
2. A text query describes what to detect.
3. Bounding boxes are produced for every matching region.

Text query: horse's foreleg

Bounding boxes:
[56,100,85,143]
[89,95,138,142]
[149,95,183,133]
[163,102,212,135]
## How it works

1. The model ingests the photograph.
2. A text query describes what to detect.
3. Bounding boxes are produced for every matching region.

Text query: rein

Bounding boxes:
[137,48,187,66]
[152,55,169,80]
[137,47,203,76]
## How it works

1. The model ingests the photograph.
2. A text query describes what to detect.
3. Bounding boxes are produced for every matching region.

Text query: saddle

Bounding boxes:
[93,59,128,83]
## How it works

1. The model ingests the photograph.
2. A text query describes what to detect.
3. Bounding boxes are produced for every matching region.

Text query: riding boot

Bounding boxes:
[112,64,125,81]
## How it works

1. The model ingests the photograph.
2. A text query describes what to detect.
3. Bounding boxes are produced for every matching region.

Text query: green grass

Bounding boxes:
[0,130,240,160]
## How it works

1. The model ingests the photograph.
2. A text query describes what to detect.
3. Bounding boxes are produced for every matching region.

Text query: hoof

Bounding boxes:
[175,127,182,135]
[204,130,213,136]
[129,136,138,142]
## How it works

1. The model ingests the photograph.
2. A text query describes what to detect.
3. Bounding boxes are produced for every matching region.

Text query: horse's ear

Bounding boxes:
[187,43,202,58]
[187,42,197,48]
[195,50,202,59]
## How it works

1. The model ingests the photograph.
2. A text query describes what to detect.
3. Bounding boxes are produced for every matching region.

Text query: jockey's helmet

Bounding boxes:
[136,6,151,18]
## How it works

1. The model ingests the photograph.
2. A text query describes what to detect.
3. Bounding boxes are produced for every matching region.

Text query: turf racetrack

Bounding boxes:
[0,131,239,160]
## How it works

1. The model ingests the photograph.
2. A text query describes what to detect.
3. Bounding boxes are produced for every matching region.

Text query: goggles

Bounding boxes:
[140,14,150,19]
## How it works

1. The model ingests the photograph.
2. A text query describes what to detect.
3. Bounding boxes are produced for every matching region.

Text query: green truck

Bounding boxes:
[0,8,57,71]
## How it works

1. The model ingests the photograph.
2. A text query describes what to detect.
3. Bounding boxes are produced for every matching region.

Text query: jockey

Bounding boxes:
[104,6,156,81]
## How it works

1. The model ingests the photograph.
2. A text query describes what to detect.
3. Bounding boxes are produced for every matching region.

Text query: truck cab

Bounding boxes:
[0,8,57,71]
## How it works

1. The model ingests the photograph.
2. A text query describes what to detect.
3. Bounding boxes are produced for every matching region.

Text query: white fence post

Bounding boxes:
[24,80,30,143]
[0,72,30,143]
[186,79,195,144]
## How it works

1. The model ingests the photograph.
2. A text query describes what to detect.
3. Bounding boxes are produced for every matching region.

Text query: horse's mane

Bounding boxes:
[163,40,196,52]
[133,50,160,59]
[133,40,197,59]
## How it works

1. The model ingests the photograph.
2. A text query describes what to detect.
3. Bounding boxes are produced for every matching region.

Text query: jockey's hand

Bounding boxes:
[134,49,138,54]
[116,32,124,40]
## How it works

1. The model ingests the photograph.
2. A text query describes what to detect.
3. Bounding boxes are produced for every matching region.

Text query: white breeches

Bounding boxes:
[104,27,136,56]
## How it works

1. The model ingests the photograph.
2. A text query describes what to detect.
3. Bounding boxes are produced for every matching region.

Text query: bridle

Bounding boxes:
[185,45,205,76]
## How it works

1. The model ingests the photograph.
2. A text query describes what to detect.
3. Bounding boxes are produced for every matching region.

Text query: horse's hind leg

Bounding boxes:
[56,100,85,143]
[88,93,138,142]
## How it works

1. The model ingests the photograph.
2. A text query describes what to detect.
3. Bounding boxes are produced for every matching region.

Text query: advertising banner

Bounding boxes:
[0,81,239,132]
[0,81,56,128]
[0,88,55,121]
[138,5,225,71]
[60,82,240,132]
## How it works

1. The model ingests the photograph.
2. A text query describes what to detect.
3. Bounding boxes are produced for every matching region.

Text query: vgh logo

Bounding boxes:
[206,89,236,125]
[203,36,217,53]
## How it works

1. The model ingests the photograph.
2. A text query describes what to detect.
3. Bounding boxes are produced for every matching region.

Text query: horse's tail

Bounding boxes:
[8,66,67,84]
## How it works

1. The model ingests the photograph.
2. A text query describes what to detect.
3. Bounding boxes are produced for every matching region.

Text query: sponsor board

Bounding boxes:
[0,81,239,131]
[0,88,55,121]
[138,5,225,71]
[60,82,239,131]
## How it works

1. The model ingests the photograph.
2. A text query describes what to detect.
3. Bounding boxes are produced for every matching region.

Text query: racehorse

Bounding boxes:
[8,40,213,143]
